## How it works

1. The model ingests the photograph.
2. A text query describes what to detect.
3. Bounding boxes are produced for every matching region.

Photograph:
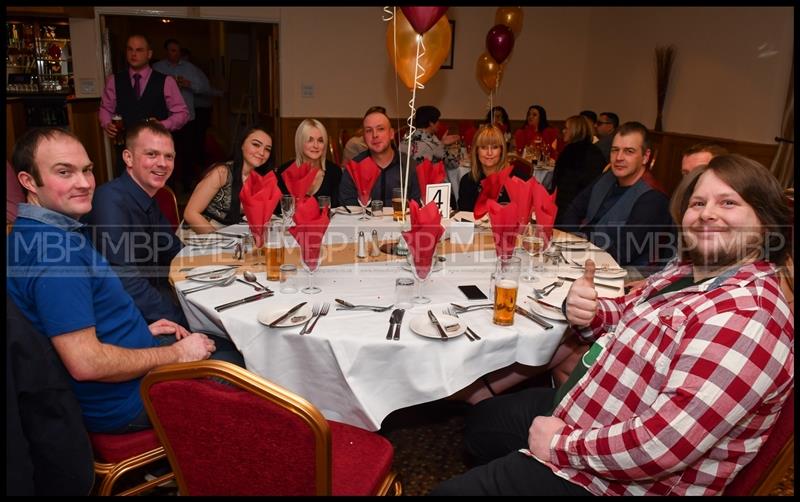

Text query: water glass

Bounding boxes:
[317,195,331,211]
[370,200,384,219]
[281,195,295,227]
[394,277,415,309]
[279,264,298,294]
[493,256,521,326]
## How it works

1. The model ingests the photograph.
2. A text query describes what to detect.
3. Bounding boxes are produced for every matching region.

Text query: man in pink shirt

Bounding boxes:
[99,34,189,177]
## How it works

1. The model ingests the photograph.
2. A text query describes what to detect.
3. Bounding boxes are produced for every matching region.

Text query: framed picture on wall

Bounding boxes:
[441,20,455,69]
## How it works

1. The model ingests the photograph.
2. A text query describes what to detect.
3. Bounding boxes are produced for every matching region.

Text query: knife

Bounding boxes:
[393,309,405,341]
[527,296,563,313]
[268,302,308,327]
[427,310,449,341]
[557,276,620,291]
[214,292,275,312]
[214,230,249,238]
[386,309,400,340]
[343,205,352,213]
[185,266,239,280]
[514,305,553,329]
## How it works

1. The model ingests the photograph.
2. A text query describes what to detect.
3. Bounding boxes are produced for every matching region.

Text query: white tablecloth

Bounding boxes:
[173,238,623,430]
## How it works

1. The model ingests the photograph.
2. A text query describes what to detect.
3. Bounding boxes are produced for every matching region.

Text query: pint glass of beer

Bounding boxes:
[493,256,521,326]
[392,187,404,221]
[112,114,125,146]
[264,221,285,281]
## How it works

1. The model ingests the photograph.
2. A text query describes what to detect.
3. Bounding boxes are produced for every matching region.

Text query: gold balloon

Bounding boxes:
[476,52,504,95]
[387,11,452,90]
[495,7,524,37]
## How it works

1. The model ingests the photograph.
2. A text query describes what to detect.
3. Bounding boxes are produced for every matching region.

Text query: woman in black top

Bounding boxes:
[276,118,342,207]
[551,115,606,225]
[459,124,530,212]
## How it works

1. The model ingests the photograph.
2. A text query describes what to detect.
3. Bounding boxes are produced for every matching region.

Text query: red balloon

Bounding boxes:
[400,6,448,35]
[486,24,515,64]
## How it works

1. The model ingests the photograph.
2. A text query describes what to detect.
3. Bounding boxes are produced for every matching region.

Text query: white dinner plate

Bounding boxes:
[552,240,590,250]
[527,298,566,321]
[410,314,466,339]
[185,265,237,283]
[257,303,314,328]
[333,205,365,215]
[594,267,628,280]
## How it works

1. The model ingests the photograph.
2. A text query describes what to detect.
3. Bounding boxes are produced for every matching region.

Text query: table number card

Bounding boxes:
[425,183,451,220]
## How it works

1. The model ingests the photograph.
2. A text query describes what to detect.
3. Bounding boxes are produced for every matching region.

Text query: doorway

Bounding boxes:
[100,15,280,187]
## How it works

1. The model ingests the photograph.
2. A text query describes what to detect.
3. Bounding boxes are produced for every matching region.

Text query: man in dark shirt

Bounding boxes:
[558,122,674,272]
[85,121,185,325]
[339,107,420,206]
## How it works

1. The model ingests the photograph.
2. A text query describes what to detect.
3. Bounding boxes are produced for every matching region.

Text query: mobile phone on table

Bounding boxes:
[458,284,488,300]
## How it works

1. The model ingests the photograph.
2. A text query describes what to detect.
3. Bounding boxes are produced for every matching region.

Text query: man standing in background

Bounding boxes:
[153,39,212,197]
[99,34,189,178]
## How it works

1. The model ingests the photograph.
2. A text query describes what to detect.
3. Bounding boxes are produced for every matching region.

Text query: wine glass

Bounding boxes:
[520,223,545,282]
[281,195,295,228]
[301,250,322,294]
[408,247,434,304]
[357,190,372,221]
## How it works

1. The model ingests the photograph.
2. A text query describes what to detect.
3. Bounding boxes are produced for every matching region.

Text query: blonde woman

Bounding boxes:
[276,118,342,207]
[457,124,528,212]
[182,125,273,234]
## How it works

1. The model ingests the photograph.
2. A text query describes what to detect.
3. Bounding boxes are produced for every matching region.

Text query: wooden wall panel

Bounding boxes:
[66,98,109,187]
[649,131,779,197]
[6,100,26,162]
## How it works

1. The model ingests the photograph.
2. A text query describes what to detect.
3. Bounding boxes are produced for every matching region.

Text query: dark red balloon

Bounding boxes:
[400,6,448,35]
[486,24,515,64]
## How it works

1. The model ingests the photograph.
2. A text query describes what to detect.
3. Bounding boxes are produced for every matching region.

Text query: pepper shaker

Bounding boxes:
[357,231,367,258]
[370,229,381,257]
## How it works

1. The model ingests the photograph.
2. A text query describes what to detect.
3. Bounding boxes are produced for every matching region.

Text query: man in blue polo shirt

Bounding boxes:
[7,127,220,433]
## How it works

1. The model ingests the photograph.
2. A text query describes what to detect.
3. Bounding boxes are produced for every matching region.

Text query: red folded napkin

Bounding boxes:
[289,196,331,271]
[345,157,381,205]
[503,175,535,226]
[281,162,319,199]
[473,166,512,220]
[415,159,446,198]
[530,177,558,241]
[401,200,444,280]
[239,170,281,247]
[488,199,522,259]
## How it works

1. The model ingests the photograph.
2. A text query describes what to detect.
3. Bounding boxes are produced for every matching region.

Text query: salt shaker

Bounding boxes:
[357,231,367,258]
[370,229,381,257]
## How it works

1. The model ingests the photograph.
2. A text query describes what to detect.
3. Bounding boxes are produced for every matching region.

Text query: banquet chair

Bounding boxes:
[154,186,180,231]
[140,360,402,496]
[722,389,794,495]
[90,429,173,495]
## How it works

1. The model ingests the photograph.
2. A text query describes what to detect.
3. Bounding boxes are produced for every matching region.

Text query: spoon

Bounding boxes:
[243,270,269,291]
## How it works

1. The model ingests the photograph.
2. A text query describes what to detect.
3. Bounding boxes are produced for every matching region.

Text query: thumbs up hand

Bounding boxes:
[565,259,598,327]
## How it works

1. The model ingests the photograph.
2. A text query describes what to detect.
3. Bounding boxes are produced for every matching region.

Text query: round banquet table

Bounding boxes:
[168,216,625,430]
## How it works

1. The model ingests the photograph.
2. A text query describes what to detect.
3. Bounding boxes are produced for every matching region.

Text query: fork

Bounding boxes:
[541,279,564,297]
[305,302,330,335]
[300,303,321,335]
[445,306,481,341]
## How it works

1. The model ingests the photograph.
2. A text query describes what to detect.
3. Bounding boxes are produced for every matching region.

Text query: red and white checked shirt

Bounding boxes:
[550,260,794,495]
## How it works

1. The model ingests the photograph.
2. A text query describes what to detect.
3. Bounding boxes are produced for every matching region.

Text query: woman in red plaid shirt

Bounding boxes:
[432,154,793,496]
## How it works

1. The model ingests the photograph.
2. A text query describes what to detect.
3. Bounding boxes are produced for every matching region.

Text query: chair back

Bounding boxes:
[141,360,334,496]
[723,389,794,495]
[154,186,180,231]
